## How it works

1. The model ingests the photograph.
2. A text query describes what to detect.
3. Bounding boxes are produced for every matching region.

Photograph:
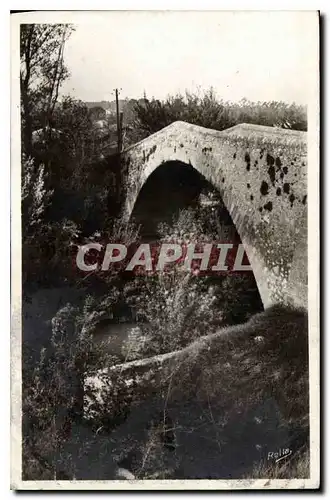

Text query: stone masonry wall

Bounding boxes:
[121,121,307,309]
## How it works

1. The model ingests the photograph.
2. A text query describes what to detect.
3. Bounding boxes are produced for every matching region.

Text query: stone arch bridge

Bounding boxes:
[121,121,307,310]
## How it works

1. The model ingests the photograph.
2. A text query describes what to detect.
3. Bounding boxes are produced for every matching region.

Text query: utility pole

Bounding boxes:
[113,88,122,154]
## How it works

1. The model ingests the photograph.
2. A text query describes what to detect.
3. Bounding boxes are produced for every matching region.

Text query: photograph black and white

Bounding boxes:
[10,9,319,490]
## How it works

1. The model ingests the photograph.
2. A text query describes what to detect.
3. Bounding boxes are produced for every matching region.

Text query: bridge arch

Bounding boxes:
[122,121,307,309]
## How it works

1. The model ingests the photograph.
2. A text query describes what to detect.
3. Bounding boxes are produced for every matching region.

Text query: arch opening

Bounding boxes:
[130,160,264,328]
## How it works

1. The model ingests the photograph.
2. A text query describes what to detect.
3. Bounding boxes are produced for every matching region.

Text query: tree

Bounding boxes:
[50,97,97,186]
[129,89,307,144]
[89,106,107,122]
[20,23,74,157]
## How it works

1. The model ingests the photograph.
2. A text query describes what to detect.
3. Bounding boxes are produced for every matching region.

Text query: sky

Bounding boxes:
[60,11,317,105]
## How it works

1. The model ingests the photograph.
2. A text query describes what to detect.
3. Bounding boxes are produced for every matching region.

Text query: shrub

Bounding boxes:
[22,156,53,237]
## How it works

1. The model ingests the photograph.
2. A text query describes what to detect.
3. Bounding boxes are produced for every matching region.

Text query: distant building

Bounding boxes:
[105,108,115,117]
[32,126,63,144]
[94,119,108,130]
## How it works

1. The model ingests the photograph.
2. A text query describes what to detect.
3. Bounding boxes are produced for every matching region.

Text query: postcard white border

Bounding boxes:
[10,8,320,491]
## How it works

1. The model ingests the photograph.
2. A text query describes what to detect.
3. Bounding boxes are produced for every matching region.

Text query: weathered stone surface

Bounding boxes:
[122,121,307,309]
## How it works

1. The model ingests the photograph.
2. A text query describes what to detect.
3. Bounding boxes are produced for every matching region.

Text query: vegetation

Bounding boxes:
[22,299,132,480]
[128,89,307,144]
[85,304,309,480]
[20,24,75,158]
[122,207,262,358]
[248,448,309,480]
